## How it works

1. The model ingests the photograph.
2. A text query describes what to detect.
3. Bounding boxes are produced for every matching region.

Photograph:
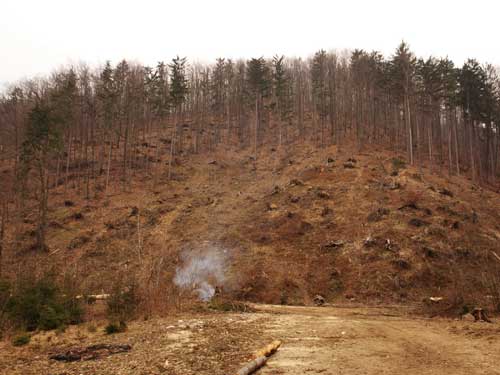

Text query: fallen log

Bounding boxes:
[236,356,268,375]
[235,340,281,375]
[75,293,110,301]
[50,343,132,362]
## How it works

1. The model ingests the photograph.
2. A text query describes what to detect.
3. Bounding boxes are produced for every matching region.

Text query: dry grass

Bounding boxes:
[1,141,499,316]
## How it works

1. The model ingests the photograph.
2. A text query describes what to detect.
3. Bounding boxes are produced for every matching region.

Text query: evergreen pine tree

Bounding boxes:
[247,57,269,154]
[21,102,62,250]
[167,56,188,178]
[311,50,329,146]
[390,41,417,164]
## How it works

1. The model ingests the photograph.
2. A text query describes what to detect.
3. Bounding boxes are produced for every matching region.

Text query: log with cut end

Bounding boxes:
[235,340,281,375]
[236,356,268,375]
[254,340,281,358]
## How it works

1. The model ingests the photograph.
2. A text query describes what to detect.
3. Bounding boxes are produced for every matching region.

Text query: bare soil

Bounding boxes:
[1,304,499,375]
[256,304,500,375]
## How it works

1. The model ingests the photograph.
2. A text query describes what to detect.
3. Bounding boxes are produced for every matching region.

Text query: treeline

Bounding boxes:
[0,42,499,251]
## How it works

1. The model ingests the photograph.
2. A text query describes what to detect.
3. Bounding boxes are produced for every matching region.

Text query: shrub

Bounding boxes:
[62,280,84,325]
[12,334,30,346]
[8,276,58,331]
[105,321,127,335]
[39,305,65,331]
[106,280,140,322]
[7,273,83,331]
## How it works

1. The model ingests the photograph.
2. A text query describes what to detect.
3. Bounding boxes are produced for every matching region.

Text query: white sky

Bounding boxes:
[1,0,499,87]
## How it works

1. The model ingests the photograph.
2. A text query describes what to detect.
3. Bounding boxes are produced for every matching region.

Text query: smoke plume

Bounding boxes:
[173,244,227,301]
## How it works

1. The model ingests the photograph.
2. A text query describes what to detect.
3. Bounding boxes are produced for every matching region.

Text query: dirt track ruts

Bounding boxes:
[254,304,500,375]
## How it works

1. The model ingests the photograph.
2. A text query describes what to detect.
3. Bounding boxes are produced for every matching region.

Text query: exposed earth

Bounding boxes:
[1,304,500,375]
[2,142,500,374]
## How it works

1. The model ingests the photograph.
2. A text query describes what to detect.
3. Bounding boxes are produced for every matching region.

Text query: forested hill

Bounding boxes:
[1,44,499,206]
[0,42,499,313]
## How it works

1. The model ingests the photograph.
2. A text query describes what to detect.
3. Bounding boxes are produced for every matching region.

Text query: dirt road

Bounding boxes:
[2,304,500,375]
[255,304,500,375]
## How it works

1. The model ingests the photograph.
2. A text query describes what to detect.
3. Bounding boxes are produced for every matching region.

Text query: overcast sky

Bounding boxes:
[1,0,499,87]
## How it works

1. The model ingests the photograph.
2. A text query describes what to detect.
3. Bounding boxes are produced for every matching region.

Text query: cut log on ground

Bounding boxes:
[235,340,281,375]
[76,293,110,301]
[50,343,132,362]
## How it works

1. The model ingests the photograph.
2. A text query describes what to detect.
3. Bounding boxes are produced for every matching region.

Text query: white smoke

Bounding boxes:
[173,245,227,301]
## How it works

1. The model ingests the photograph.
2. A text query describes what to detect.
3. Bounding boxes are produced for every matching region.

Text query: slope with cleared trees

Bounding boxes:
[0,45,499,372]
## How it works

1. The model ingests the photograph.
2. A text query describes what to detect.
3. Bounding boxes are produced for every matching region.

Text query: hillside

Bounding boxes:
[3,3,500,373]
[3,141,499,314]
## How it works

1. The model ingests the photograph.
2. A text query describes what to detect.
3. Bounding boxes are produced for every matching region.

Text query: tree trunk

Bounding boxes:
[105,139,112,196]
[168,109,178,180]
[469,119,476,183]
[254,95,259,156]
[0,199,6,276]
[37,163,49,251]
[64,134,72,195]
[405,95,413,165]
[453,109,460,176]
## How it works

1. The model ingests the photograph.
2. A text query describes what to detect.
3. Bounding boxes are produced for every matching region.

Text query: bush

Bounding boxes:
[106,280,140,322]
[105,321,127,335]
[12,334,30,346]
[39,305,65,331]
[63,290,84,325]
[7,273,83,331]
